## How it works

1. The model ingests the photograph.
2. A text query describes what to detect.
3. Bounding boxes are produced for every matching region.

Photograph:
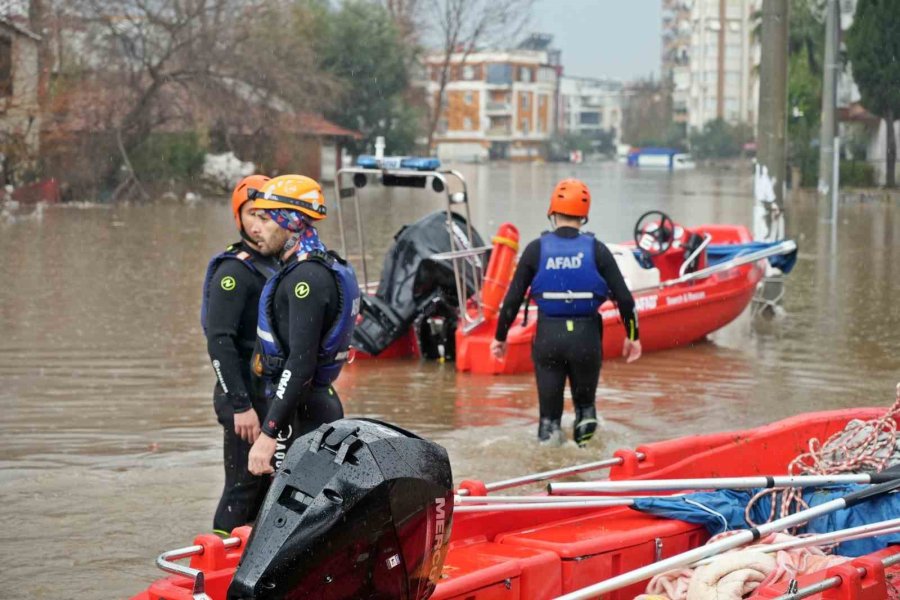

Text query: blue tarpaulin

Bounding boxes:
[706,241,798,274]
[632,484,900,556]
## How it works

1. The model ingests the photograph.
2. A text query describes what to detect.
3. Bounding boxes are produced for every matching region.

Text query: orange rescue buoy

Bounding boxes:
[481,223,519,320]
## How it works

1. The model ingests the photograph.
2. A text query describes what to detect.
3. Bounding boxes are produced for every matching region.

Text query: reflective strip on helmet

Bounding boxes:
[253,190,326,216]
[257,326,275,343]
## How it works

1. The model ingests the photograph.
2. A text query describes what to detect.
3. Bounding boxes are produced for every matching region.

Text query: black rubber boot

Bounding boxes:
[574,405,598,447]
[538,418,563,446]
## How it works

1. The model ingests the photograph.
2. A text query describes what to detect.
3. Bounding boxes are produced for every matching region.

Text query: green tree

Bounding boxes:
[320,0,421,155]
[689,119,753,159]
[846,0,900,187]
[787,44,824,186]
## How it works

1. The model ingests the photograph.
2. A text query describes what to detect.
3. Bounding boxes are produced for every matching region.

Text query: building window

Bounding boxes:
[579,112,601,125]
[462,65,475,80]
[463,117,473,130]
[486,63,513,85]
[437,118,448,134]
[519,66,533,83]
[520,118,529,135]
[520,93,529,109]
[0,37,12,97]
[465,91,474,105]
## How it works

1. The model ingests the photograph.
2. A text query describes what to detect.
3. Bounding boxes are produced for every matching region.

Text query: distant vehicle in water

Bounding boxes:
[626,147,696,170]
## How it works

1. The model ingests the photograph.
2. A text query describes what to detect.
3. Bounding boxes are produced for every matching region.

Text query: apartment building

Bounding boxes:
[661,0,692,132]
[558,76,624,146]
[424,36,560,162]
[686,0,760,131]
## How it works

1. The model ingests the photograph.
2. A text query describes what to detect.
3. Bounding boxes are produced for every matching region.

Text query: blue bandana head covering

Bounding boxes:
[266,209,326,255]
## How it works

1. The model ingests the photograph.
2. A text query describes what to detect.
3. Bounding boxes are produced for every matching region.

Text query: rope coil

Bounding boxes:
[746,383,900,529]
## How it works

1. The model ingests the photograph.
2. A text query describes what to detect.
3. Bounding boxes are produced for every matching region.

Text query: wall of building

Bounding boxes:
[558,76,624,145]
[425,49,558,161]
[685,0,759,131]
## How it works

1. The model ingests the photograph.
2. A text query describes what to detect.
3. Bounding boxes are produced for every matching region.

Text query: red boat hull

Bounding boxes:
[456,224,763,374]
[130,407,900,600]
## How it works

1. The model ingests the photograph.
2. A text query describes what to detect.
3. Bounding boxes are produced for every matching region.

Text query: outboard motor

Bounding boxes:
[228,419,454,600]
[352,210,486,356]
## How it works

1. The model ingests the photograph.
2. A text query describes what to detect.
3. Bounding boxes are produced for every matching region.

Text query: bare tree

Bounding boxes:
[421,0,533,150]
[58,0,338,187]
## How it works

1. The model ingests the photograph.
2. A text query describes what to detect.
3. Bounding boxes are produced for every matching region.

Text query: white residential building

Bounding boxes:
[662,0,692,131]
[558,76,624,145]
[686,0,761,131]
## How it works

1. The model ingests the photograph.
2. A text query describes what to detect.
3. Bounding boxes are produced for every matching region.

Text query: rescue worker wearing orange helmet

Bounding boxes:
[246,175,360,476]
[201,174,279,535]
[491,179,642,446]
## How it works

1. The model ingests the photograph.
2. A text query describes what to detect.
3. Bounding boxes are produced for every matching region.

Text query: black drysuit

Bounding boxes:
[495,227,639,445]
[205,242,277,533]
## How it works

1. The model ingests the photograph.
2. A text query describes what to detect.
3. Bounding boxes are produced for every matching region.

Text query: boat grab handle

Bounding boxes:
[155,536,242,600]
[679,233,713,278]
[767,550,900,599]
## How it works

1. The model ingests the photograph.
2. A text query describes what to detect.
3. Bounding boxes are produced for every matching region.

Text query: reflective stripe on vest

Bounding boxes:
[255,250,360,388]
[530,232,609,317]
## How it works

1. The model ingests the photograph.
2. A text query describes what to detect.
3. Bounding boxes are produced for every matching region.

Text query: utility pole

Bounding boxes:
[756,0,790,211]
[818,0,840,201]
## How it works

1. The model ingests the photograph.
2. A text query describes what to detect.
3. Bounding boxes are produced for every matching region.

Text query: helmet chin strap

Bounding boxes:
[548,214,588,230]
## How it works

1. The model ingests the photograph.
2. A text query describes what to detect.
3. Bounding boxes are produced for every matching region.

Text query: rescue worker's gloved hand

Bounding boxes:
[490,339,507,359]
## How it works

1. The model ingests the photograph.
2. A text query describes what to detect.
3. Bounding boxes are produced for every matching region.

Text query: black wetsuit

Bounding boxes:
[260,260,344,470]
[495,227,639,445]
[205,242,277,534]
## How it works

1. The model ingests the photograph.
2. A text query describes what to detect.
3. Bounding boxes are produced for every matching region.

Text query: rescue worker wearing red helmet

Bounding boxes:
[201,174,280,535]
[246,175,360,476]
[491,179,642,446]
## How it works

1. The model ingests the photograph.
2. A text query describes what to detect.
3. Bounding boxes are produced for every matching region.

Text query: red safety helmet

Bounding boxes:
[547,178,591,219]
[231,174,271,232]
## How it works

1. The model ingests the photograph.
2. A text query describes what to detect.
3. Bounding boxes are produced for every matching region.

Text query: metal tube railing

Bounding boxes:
[630,239,797,295]
[456,452,646,496]
[155,536,242,599]
[769,551,900,599]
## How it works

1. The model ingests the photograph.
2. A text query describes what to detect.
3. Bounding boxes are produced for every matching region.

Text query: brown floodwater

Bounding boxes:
[1,162,898,599]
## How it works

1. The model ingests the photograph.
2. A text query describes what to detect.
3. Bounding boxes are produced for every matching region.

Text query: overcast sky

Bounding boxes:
[531,0,662,82]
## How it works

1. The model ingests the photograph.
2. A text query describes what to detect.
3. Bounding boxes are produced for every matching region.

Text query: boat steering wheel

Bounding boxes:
[634,211,676,257]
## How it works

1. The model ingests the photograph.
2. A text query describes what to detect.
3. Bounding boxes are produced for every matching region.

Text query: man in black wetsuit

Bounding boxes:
[491,178,642,447]
[246,174,360,476]
[201,174,279,535]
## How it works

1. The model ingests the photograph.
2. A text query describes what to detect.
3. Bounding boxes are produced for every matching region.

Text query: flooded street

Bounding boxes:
[1,162,899,599]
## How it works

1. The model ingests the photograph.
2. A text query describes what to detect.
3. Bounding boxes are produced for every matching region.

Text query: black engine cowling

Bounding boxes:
[227,419,454,600]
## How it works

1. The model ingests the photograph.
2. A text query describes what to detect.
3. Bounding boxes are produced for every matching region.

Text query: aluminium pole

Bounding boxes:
[757,0,790,211]
[818,0,840,201]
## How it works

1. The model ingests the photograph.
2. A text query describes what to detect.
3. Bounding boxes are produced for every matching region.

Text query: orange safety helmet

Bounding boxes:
[547,178,591,219]
[231,174,271,232]
[251,174,327,221]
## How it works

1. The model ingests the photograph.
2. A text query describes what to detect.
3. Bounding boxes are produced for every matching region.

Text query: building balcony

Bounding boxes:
[486,125,512,137]
[486,101,513,113]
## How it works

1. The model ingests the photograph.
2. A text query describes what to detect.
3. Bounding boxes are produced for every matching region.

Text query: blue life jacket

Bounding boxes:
[254,250,360,388]
[530,232,609,317]
[200,243,278,336]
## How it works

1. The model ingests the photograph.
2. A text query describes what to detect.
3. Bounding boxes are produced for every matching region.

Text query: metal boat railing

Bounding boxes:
[333,166,486,333]
[154,535,242,599]
[678,233,713,278]
[769,550,900,600]
[630,239,798,295]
